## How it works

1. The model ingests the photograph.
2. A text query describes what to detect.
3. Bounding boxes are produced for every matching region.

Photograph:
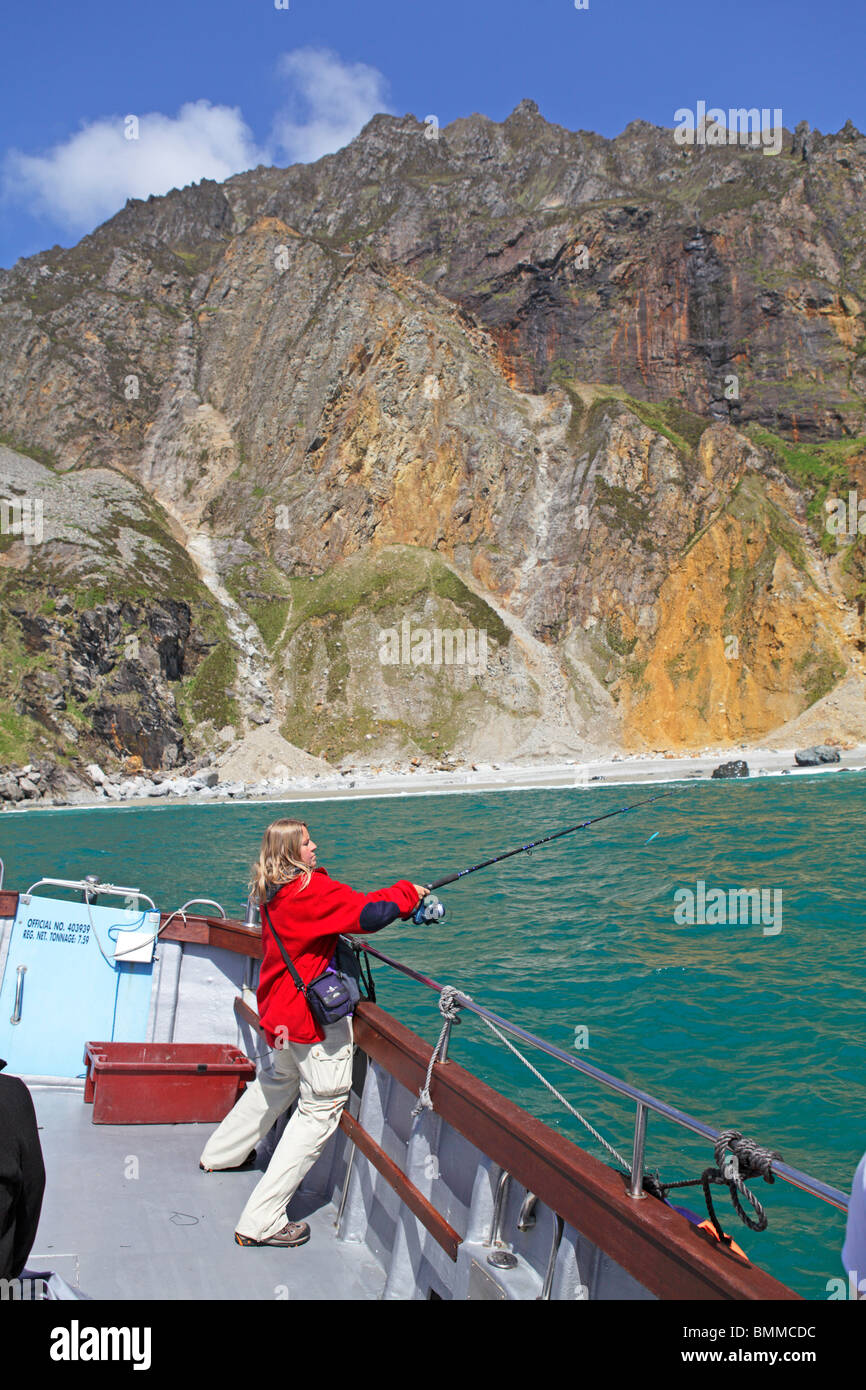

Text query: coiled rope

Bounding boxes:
[656,1130,782,1240]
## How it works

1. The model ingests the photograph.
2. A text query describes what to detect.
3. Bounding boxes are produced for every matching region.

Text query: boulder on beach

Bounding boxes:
[0,773,25,802]
[794,746,841,766]
[711,760,749,778]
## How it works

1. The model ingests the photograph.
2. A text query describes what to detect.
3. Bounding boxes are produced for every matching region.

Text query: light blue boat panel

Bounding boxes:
[0,896,155,1077]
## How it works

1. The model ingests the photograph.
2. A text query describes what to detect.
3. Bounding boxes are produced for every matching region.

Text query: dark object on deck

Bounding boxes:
[0,1063,46,1278]
[711,760,749,779]
[83,1042,256,1124]
[794,746,841,766]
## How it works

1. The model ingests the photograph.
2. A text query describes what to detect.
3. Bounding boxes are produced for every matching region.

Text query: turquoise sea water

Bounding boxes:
[1,770,864,1300]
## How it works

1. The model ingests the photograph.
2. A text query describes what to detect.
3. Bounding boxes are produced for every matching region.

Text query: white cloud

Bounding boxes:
[270,47,394,164]
[3,100,268,231]
[1,49,393,235]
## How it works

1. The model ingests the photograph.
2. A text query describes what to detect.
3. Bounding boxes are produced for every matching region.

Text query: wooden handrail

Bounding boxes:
[339,1110,462,1261]
[234,996,266,1035]
[160,913,263,957]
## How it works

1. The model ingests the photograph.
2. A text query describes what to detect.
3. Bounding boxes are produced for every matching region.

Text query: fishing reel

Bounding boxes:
[412,893,446,926]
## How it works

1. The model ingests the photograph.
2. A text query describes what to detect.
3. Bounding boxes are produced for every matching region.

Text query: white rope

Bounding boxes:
[411,985,466,1118]
[412,985,632,1176]
[477,1014,633,1175]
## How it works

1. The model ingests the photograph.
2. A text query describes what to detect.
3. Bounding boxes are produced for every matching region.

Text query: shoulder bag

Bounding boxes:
[260,902,358,1026]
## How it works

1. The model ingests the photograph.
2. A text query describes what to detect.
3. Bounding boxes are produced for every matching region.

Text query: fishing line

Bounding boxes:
[412,788,683,922]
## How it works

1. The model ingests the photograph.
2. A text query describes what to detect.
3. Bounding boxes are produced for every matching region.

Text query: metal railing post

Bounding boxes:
[539,1215,564,1300]
[486,1169,517,1269]
[335,1142,357,1234]
[628,1102,647,1199]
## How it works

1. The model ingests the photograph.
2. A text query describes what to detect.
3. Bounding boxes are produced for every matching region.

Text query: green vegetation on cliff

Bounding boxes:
[275,546,516,761]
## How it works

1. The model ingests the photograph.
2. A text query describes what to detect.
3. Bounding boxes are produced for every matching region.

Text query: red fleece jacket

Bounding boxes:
[257,867,420,1044]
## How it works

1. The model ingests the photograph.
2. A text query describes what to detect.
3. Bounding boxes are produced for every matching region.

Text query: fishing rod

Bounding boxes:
[412,788,680,922]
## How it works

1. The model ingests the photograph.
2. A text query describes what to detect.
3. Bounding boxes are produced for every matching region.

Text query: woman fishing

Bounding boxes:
[198,818,427,1248]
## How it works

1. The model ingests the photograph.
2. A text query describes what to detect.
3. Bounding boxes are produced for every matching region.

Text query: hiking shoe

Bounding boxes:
[234,1222,310,1248]
[200,1150,256,1173]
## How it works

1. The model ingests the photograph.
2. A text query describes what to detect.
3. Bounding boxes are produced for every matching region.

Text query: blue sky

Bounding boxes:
[1,0,863,269]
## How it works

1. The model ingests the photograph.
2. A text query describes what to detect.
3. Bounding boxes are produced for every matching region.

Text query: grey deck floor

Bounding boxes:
[27,1085,386,1301]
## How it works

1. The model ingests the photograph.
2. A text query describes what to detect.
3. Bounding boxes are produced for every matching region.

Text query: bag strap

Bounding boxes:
[357,943,376,1003]
[260,901,307,999]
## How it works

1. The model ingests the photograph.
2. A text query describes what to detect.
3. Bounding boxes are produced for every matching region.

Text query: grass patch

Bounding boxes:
[604,616,637,657]
[795,649,847,706]
[594,477,650,537]
[176,641,239,731]
[247,598,291,652]
[746,425,864,488]
[622,396,709,455]
[746,425,866,538]
[0,704,47,764]
[279,546,511,653]
[562,384,710,464]
[0,432,59,470]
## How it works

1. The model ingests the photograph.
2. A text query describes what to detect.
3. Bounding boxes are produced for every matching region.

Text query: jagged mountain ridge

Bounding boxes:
[0,102,864,773]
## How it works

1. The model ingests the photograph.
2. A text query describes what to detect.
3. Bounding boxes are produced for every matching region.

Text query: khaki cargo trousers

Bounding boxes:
[199,1017,354,1242]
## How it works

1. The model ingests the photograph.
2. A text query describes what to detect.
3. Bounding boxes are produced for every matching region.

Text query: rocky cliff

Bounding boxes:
[1,102,864,777]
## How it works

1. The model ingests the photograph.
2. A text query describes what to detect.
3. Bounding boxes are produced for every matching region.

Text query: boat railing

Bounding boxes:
[351,939,850,1217]
[23,877,158,909]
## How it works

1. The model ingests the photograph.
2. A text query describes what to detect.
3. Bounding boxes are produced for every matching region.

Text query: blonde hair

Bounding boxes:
[250,819,312,904]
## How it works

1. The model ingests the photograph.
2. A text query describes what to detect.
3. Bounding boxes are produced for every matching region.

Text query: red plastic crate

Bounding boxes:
[83,1042,257,1124]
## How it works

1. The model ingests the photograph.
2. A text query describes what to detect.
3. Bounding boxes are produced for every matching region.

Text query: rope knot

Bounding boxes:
[715,1129,781,1184]
[437,984,464,1023]
[411,985,470,1119]
[658,1128,784,1240]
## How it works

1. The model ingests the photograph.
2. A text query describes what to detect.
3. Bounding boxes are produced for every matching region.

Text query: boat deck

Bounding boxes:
[27,1083,385,1301]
